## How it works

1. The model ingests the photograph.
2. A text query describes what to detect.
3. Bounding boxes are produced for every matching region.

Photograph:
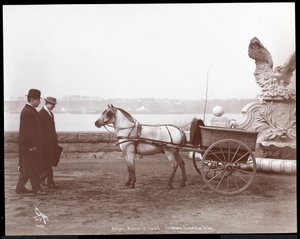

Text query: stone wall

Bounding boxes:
[4,132,121,159]
[4,131,296,174]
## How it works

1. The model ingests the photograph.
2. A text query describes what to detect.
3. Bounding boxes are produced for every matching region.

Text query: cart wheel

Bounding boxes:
[192,150,232,178]
[192,151,202,175]
[200,139,256,195]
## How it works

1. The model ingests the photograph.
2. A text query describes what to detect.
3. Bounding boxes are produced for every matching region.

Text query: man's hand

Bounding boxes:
[18,166,22,172]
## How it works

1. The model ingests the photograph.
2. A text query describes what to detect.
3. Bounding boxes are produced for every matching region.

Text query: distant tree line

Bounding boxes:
[4,97,258,114]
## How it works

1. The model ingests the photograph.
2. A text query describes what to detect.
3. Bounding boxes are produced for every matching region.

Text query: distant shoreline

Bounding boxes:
[4,98,258,114]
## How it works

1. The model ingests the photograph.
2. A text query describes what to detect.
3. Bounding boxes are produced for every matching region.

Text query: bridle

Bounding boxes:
[101,107,139,134]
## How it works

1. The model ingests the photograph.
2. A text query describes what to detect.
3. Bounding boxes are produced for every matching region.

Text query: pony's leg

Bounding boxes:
[176,150,187,187]
[125,165,132,187]
[165,150,178,190]
[125,152,136,188]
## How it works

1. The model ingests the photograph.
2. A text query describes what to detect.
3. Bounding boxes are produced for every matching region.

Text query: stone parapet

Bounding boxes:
[4,131,121,159]
[4,131,296,175]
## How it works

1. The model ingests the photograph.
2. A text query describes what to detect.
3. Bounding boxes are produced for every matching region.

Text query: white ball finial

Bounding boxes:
[212,105,224,117]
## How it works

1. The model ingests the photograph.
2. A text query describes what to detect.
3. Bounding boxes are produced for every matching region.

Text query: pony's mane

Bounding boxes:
[116,108,136,124]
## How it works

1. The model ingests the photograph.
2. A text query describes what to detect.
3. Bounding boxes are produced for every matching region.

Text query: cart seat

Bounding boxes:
[189,118,205,146]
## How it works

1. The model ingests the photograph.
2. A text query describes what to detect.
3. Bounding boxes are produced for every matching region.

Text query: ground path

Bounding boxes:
[4,153,297,235]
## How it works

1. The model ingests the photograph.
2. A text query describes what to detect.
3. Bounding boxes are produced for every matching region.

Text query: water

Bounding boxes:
[4,113,244,132]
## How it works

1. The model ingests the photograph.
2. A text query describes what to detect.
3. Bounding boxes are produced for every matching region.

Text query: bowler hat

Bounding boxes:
[26,89,41,98]
[44,96,57,105]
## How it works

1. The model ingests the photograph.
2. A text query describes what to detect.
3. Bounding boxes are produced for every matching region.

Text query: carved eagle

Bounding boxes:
[248,37,295,89]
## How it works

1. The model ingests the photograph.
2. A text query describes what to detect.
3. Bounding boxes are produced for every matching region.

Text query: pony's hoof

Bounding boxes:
[129,184,135,188]
[179,183,185,187]
[125,182,130,187]
[168,185,175,190]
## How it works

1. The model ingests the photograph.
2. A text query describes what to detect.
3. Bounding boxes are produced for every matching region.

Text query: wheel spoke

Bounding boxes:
[234,167,255,175]
[204,166,223,172]
[226,173,229,191]
[219,146,228,163]
[231,173,240,190]
[232,151,251,164]
[208,170,224,183]
[203,167,222,174]
[227,142,231,162]
[206,151,224,164]
[216,172,226,190]
[231,144,242,162]
[204,161,223,177]
[234,170,248,184]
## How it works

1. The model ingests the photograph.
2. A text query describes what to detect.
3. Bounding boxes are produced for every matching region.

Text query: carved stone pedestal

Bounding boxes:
[238,98,296,159]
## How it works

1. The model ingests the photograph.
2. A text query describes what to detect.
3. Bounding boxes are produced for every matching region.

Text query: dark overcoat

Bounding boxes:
[19,104,45,175]
[39,108,60,167]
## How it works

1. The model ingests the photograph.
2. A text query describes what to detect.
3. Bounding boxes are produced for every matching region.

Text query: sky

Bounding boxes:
[3,3,295,100]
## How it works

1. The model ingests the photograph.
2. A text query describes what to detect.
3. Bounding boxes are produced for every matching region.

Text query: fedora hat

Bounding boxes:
[44,96,57,105]
[26,89,41,98]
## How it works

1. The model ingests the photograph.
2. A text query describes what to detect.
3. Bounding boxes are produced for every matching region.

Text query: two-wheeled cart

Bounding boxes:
[124,125,258,195]
[190,126,258,195]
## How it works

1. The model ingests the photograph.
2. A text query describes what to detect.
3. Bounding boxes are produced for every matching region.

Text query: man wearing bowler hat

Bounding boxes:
[39,96,61,188]
[16,89,47,195]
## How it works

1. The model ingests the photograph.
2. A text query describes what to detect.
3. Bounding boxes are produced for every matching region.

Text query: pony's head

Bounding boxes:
[95,104,117,128]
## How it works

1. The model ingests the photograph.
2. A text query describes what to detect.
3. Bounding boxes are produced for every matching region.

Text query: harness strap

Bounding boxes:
[126,125,134,138]
[165,126,173,144]
[126,123,143,154]
[180,129,187,145]
[136,124,142,138]
[134,124,143,154]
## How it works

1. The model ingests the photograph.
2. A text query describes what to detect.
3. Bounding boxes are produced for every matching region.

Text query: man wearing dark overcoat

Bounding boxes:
[16,89,47,195]
[39,96,60,188]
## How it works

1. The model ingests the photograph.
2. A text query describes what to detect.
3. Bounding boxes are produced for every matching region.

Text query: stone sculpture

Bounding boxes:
[248,37,296,100]
[239,37,296,159]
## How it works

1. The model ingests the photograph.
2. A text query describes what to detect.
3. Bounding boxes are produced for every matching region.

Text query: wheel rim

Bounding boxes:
[192,151,202,175]
[200,139,256,195]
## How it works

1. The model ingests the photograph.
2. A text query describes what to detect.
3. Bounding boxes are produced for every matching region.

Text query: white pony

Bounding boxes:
[95,104,187,190]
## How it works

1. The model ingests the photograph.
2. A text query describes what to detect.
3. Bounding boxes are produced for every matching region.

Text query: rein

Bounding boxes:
[103,124,136,134]
[103,124,115,134]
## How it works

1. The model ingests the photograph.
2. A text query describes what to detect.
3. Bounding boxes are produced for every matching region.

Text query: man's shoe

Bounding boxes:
[16,188,33,194]
[34,190,47,195]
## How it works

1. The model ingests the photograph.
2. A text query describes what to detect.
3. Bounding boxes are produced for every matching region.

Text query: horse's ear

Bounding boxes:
[108,104,111,108]
[111,104,114,108]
